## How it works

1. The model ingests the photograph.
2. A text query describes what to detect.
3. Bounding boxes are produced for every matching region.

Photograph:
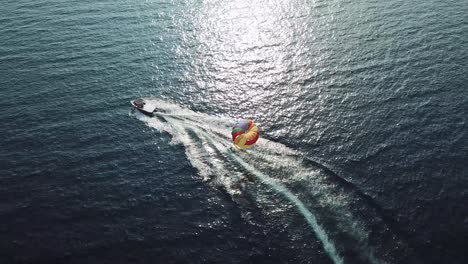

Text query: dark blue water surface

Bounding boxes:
[1,0,467,263]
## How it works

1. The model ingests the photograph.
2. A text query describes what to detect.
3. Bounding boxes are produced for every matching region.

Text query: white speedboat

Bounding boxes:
[131,98,157,117]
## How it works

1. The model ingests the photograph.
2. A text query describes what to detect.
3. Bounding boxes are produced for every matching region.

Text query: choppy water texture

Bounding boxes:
[0,0,467,263]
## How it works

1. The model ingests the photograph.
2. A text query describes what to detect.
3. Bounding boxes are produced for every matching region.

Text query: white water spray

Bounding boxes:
[131,98,403,264]
[211,136,344,264]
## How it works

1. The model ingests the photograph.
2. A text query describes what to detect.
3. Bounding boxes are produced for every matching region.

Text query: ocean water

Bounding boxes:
[0,0,467,263]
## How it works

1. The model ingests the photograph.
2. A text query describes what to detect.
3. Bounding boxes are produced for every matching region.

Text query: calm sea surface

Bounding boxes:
[0,0,467,263]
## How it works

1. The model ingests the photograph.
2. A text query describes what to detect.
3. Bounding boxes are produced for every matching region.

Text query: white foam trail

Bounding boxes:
[132,98,399,264]
[198,130,343,264]
[231,153,343,264]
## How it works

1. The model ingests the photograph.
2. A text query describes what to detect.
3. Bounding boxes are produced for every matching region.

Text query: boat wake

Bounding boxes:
[131,98,417,264]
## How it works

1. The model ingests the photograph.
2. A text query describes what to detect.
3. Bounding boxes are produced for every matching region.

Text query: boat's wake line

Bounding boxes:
[132,99,415,264]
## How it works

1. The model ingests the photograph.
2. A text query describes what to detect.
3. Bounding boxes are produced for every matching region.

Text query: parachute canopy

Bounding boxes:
[231,119,259,149]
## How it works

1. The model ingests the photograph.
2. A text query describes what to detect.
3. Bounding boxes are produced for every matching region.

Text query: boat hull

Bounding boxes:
[131,100,155,117]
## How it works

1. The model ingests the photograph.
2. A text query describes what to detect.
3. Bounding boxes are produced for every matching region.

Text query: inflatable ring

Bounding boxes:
[231,119,259,149]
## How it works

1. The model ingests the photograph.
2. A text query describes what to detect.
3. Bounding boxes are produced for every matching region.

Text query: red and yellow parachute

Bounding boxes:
[231,119,259,149]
